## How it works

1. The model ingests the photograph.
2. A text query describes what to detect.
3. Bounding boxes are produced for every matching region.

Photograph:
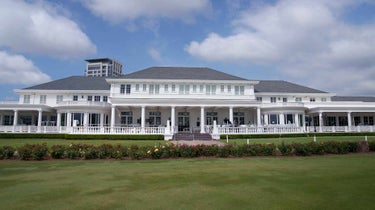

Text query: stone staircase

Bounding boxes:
[173,133,213,141]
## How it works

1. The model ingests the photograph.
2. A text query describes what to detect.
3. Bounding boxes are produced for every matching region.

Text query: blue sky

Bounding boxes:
[1,0,375,100]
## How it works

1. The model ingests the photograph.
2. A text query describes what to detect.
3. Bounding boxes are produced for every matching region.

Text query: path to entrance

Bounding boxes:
[170,140,226,146]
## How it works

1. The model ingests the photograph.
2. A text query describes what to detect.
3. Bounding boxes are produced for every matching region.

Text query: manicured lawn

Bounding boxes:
[222,135,375,145]
[0,154,374,210]
[0,135,373,148]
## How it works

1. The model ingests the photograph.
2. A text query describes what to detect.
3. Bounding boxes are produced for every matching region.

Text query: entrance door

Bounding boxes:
[178,112,190,132]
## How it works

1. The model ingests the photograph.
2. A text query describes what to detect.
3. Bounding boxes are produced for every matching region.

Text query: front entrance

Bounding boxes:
[178,112,190,132]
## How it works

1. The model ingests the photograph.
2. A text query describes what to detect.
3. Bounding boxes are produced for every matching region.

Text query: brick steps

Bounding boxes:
[173,133,212,141]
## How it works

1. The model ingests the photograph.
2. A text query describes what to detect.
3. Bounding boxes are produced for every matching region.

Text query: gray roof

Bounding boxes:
[332,96,375,102]
[123,67,247,80]
[24,76,110,90]
[255,80,327,93]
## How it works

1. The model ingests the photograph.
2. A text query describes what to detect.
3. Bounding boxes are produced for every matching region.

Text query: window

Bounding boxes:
[94,96,100,101]
[120,111,133,125]
[310,98,316,102]
[193,85,197,93]
[221,85,225,93]
[200,85,204,92]
[256,97,262,102]
[271,97,277,103]
[143,84,147,92]
[73,95,78,101]
[179,85,189,94]
[87,96,92,101]
[135,84,140,91]
[283,97,288,103]
[121,84,131,94]
[321,98,327,102]
[172,84,176,92]
[269,114,279,124]
[155,84,160,94]
[234,112,245,126]
[126,84,131,94]
[103,96,108,102]
[120,84,125,94]
[364,116,374,125]
[40,95,46,104]
[23,95,30,104]
[285,114,294,124]
[149,84,155,94]
[338,116,348,126]
[185,85,190,94]
[206,112,218,125]
[149,112,161,126]
[227,85,231,93]
[234,86,244,95]
[56,95,63,103]
[164,84,168,92]
[205,85,216,95]
[295,97,302,102]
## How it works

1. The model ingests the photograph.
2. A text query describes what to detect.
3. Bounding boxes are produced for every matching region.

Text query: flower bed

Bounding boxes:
[0,141,373,161]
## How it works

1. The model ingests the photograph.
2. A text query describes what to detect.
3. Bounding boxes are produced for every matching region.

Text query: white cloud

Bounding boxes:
[186,0,375,95]
[0,0,96,58]
[0,51,51,85]
[83,0,211,24]
[148,47,163,62]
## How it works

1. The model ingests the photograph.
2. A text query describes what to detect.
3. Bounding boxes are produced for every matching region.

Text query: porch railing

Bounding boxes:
[0,125,374,135]
[307,126,375,133]
[218,126,304,134]
[71,126,166,135]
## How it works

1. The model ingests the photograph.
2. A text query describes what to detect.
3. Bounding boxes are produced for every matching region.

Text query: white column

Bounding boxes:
[100,113,104,127]
[141,106,146,128]
[37,110,42,133]
[279,113,285,125]
[229,107,233,125]
[257,107,261,127]
[200,106,205,133]
[111,106,116,128]
[83,112,89,127]
[347,112,352,127]
[171,106,175,133]
[13,110,18,126]
[302,114,306,131]
[264,114,269,125]
[319,112,323,132]
[67,112,72,127]
[294,113,299,126]
[56,112,61,127]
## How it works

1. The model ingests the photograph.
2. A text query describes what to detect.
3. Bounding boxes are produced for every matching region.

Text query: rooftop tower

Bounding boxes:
[85,58,123,77]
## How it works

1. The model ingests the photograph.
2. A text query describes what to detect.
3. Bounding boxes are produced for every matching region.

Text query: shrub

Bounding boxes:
[369,141,375,152]
[292,143,312,156]
[50,145,66,159]
[17,144,33,160]
[0,146,16,159]
[32,144,49,160]
[278,142,294,156]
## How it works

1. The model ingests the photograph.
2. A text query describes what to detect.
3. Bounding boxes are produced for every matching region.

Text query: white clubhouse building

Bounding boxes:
[0,58,374,140]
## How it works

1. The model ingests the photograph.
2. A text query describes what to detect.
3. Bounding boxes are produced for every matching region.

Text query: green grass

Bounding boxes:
[0,135,374,148]
[221,135,375,145]
[0,154,374,210]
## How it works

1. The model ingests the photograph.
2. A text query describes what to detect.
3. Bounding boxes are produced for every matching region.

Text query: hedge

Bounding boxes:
[0,133,163,140]
[0,141,373,161]
[220,132,375,139]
